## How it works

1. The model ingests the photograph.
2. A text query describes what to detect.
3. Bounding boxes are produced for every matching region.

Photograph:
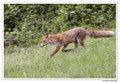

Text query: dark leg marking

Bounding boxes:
[62,41,78,52]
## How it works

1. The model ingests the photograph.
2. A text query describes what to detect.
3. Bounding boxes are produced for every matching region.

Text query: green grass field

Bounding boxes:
[4,30,116,78]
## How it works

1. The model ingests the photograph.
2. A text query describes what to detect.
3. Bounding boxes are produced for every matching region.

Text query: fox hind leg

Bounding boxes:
[62,44,68,52]
[62,41,78,52]
[77,37,85,48]
[77,32,86,48]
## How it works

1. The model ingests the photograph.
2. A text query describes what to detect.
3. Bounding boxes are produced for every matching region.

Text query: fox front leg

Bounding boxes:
[50,43,61,58]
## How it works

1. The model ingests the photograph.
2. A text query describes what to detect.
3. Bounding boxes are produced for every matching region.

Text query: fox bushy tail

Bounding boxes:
[86,30,114,38]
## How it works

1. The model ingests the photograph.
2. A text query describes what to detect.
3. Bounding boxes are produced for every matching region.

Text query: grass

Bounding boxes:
[4,29,116,78]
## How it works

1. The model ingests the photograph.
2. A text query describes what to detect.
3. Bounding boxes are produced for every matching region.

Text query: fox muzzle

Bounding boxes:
[40,41,54,47]
[40,43,47,47]
[40,44,45,47]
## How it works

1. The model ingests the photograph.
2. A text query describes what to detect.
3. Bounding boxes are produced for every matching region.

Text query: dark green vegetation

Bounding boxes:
[4,4,116,46]
[4,4,116,78]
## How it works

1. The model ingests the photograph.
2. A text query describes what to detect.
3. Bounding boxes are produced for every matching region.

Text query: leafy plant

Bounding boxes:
[4,4,116,47]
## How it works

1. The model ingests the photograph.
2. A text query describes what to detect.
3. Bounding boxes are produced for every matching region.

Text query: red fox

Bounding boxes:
[40,27,114,58]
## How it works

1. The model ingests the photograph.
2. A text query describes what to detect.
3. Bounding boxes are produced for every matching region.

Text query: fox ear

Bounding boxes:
[43,34,46,36]
[45,32,50,38]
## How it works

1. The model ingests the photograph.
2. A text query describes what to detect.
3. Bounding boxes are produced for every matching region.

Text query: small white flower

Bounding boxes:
[70,11,75,14]
[60,10,64,12]
[21,48,24,51]
[65,12,68,14]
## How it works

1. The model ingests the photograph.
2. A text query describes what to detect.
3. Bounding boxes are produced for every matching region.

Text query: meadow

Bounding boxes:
[4,29,116,78]
[4,4,116,78]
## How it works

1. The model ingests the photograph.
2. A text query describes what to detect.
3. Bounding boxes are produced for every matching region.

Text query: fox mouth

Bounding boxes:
[40,44,45,47]
[40,43,47,47]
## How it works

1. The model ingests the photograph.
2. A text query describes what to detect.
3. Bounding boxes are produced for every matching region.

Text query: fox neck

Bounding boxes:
[48,35,58,45]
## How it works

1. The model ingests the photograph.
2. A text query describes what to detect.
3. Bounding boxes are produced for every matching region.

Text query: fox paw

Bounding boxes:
[47,57,50,60]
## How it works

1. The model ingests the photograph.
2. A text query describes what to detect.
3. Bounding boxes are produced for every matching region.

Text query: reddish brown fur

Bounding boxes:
[40,27,114,58]
[87,30,114,38]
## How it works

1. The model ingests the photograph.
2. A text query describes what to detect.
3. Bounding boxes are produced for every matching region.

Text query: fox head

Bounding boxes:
[40,32,54,47]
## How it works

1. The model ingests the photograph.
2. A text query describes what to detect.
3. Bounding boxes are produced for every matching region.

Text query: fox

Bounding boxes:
[40,27,114,58]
